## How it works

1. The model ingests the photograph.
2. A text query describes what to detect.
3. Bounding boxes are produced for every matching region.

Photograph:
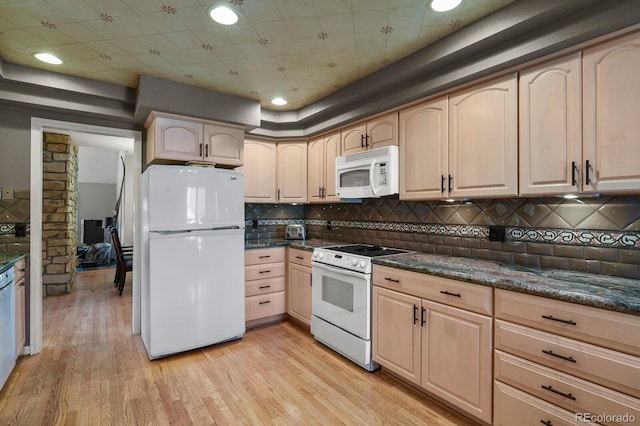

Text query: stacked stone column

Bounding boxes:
[42,133,78,296]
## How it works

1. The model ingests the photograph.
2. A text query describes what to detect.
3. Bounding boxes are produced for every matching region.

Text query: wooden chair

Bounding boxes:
[109,226,132,295]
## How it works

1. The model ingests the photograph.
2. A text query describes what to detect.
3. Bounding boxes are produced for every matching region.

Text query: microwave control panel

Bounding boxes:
[377,162,388,185]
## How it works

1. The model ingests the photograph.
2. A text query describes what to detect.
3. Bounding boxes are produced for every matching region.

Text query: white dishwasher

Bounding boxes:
[0,267,15,391]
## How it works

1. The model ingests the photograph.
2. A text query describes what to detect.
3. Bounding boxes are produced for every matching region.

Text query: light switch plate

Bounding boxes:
[1,186,14,200]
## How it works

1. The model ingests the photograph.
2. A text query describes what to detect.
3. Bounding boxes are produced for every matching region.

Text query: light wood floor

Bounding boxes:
[0,269,478,425]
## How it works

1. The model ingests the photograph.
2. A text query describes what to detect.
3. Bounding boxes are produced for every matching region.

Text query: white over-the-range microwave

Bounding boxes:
[335,145,399,199]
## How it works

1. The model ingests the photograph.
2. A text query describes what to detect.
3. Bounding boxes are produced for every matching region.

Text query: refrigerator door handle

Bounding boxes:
[155,230,193,235]
[207,225,241,231]
[153,225,241,235]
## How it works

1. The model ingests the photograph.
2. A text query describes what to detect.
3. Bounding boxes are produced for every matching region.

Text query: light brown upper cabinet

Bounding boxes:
[341,112,399,156]
[448,74,518,199]
[399,96,448,200]
[244,139,277,203]
[145,111,244,167]
[400,75,518,200]
[519,53,582,196]
[583,30,640,194]
[277,141,307,203]
[308,132,341,203]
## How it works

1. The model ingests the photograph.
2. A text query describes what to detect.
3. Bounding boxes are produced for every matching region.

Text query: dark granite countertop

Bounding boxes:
[374,253,640,316]
[245,239,342,251]
[0,253,27,274]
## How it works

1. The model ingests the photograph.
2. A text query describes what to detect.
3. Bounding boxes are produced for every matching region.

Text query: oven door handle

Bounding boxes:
[312,262,370,279]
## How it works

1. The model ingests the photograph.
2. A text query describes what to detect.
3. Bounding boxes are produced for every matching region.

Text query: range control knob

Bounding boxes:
[312,252,318,258]
[319,253,325,259]
[351,258,358,266]
[359,260,367,269]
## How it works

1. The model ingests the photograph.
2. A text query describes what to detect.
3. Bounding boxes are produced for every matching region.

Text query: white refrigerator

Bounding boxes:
[140,165,245,359]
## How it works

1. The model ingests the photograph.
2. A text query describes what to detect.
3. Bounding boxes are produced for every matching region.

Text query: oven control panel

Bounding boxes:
[312,250,370,273]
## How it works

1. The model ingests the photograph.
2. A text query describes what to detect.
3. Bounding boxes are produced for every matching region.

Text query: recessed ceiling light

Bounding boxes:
[431,0,462,12]
[272,97,287,106]
[209,6,238,25]
[34,53,63,65]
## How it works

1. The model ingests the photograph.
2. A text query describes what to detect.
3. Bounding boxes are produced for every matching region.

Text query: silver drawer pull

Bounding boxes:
[259,300,271,305]
[542,349,576,363]
[384,277,400,283]
[541,385,576,400]
[440,290,461,297]
[541,315,577,325]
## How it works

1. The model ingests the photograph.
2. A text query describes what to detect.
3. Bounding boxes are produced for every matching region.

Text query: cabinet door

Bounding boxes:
[323,132,341,202]
[244,140,276,203]
[15,281,25,357]
[204,124,244,167]
[277,142,307,203]
[372,286,421,386]
[367,112,398,150]
[449,74,518,198]
[341,123,366,155]
[399,97,448,200]
[153,116,203,162]
[519,53,582,196]
[583,30,640,193]
[307,137,324,203]
[287,263,312,326]
[422,299,492,424]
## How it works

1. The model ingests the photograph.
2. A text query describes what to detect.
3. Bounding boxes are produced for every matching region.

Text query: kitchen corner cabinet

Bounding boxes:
[449,74,518,199]
[245,248,286,327]
[582,30,640,194]
[145,111,244,167]
[372,265,493,424]
[399,96,448,200]
[286,248,312,326]
[14,257,27,357]
[277,142,307,203]
[244,139,277,203]
[519,53,582,196]
[308,132,341,203]
[341,112,398,156]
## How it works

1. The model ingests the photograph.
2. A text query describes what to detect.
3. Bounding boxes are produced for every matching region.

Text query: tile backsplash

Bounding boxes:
[0,189,31,256]
[248,196,640,279]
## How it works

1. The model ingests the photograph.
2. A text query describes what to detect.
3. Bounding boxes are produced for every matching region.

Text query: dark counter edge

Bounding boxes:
[374,255,640,317]
[0,254,27,274]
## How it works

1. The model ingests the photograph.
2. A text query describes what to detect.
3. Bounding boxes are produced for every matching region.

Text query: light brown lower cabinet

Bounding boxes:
[286,248,312,326]
[372,266,493,424]
[244,248,286,327]
[14,257,27,357]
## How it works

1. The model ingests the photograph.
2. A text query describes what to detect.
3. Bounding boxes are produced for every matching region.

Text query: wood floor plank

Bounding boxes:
[0,269,479,425]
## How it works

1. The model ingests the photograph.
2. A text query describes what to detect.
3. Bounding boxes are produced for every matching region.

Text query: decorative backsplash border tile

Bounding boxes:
[305,219,640,250]
[245,219,305,227]
[0,223,31,236]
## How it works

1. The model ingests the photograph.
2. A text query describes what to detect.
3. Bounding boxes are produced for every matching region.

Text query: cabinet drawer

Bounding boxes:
[245,291,285,322]
[373,265,492,315]
[245,248,285,265]
[287,248,312,267]
[245,276,285,297]
[495,289,640,356]
[495,320,640,398]
[245,262,285,281]
[495,350,640,425]
[494,380,597,426]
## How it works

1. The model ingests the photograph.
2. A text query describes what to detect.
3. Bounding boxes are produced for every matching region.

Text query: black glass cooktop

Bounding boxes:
[327,244,409,257]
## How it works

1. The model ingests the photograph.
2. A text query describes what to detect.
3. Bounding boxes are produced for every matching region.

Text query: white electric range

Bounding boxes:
[310,244,411,371]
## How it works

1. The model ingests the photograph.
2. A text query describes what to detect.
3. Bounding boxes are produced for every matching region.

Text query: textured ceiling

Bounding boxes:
[0,0,514,110]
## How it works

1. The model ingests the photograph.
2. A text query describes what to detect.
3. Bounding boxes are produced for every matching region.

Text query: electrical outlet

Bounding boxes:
[2,186,14,200]
[15,223,26,238]
[252,219,258,230]
[326,220,332,230]
[488,225,506,242]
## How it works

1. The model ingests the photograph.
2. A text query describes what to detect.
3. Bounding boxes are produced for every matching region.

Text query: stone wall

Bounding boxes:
[42,133,78,296]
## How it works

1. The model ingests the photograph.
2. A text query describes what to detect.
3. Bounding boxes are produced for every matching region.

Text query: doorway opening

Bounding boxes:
[30,118,142,355]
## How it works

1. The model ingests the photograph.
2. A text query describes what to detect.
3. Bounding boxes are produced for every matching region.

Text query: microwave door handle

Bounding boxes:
[369,160,378,196]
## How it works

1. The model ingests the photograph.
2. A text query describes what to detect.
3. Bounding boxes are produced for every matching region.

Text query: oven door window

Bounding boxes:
[340,169,369,188]
[321,275,353,312]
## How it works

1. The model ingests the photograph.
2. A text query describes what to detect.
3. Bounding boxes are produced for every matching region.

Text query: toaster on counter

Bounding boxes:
[285,224,305,240]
